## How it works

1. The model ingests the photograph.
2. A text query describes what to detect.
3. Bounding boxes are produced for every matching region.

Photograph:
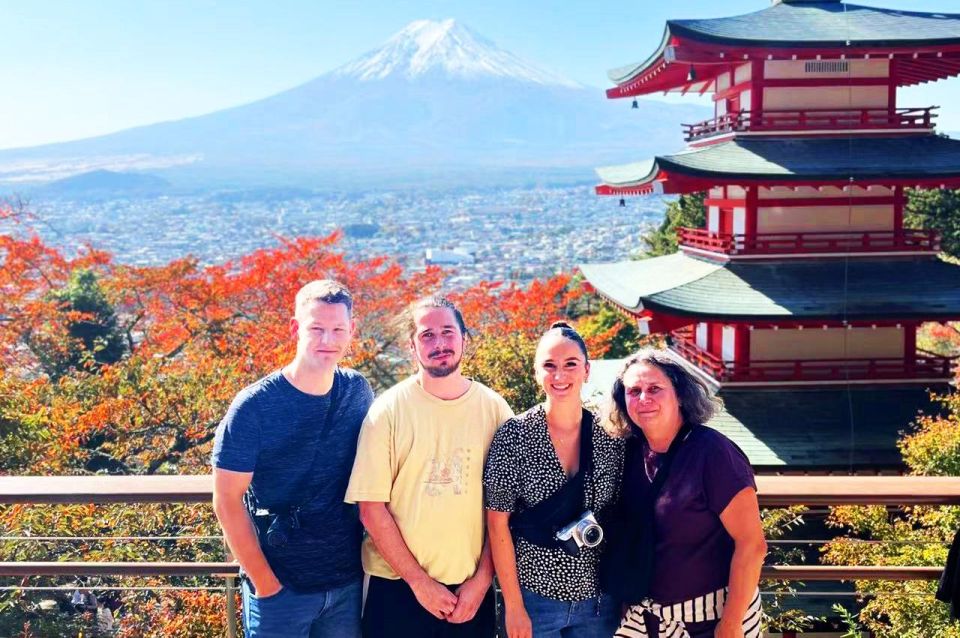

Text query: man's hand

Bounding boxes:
[409,575,458,620]
[213,469,281,599]
[252,576,284,600]
[446,573,490,624]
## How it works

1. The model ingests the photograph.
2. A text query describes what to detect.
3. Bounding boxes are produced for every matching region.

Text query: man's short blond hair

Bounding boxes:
[294,279,353,316]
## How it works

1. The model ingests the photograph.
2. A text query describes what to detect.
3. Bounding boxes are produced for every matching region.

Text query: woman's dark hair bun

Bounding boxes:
[543,320,589,359]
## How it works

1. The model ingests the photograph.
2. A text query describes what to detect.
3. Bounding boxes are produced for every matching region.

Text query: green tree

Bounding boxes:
[822,390,960,637]
[905,187,960,258]
[576,302,640,359]
[641,192,706,257]
[28,268,126,377]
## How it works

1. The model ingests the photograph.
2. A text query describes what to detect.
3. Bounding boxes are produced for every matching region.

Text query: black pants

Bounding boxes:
[362,575,495,638]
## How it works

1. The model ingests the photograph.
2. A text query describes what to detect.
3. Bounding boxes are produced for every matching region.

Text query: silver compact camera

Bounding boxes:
[555,510,603,556]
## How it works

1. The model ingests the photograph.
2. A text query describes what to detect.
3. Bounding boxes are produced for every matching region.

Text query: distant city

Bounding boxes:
[8,186,668,287]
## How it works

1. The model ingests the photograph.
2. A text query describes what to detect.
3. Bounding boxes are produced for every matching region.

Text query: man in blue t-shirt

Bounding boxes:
[212,279,374,638]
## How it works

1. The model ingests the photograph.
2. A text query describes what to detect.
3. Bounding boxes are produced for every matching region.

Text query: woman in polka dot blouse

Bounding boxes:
[483,322,625,638]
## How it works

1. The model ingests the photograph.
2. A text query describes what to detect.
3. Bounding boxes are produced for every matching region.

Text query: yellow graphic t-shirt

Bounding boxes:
[345,376,514,585]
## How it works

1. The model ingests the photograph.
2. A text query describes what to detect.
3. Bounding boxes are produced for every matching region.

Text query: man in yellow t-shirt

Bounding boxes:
[345,295,513,637]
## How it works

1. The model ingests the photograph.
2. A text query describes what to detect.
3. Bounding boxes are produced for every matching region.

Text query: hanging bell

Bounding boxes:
[619,198,626,207]
[631,99,639,109]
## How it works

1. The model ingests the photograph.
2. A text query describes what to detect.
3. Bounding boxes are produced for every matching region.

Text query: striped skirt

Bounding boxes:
[614,587,762,638]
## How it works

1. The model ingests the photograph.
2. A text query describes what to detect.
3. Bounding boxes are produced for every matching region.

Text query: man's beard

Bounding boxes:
[421,348,461,378]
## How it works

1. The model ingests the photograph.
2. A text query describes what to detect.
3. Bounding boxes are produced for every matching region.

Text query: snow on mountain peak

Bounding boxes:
[332,19,582,88]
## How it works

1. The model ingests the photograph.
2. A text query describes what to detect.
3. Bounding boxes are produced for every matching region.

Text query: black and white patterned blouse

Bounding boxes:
[483,404,625,602]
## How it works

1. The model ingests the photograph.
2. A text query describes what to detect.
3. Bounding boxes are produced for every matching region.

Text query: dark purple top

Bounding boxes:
[622,425,756,604]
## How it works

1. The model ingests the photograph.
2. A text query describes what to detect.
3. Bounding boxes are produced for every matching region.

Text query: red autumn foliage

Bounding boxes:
[0,203,635,635]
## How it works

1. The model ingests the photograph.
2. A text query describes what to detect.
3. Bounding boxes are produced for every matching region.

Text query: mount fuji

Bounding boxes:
[0,19,708,189]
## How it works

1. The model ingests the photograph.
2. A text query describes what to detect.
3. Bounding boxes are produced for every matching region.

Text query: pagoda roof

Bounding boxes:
[596,136,960,195]
[583,358,943,469]
[712,385,942,469]
[609,1,960,96]
[579,253,960,321]
[674,2,960,50]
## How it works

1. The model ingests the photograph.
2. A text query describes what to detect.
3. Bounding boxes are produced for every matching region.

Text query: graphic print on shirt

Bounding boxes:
[424,447,471,496]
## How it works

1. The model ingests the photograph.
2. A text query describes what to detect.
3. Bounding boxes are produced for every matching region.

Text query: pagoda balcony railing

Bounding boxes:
[682,106,938,142]
[677,227,941,256]
[671,331,957,383]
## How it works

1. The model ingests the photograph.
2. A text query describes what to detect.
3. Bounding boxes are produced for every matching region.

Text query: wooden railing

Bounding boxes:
[677,227,941,256]
[670,331,957,383]
[671,330,728,378]
[682,106,938,141]
[0,475,956,632]
[726,357,956,383]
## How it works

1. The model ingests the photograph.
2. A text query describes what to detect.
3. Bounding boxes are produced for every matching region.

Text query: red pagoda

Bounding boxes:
[581,0,960,472]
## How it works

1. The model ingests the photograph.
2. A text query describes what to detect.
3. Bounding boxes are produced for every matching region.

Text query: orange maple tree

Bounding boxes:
[0,202,634,635]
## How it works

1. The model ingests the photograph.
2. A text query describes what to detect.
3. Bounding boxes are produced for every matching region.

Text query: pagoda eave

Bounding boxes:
[597,136,960,196]
[609,42,960,98]
[608,2,960,98]
[596,175,960,198]
[579,254,960,323]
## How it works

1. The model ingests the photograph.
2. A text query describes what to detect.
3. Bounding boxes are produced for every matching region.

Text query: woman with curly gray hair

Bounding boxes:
[601,348,766,638]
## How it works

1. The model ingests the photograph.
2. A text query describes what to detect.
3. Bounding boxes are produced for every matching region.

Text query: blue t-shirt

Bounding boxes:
[212,367,374,590]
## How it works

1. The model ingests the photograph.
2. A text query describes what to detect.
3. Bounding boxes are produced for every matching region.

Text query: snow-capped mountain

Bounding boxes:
[0,19,707,188]
[333,19,581,88]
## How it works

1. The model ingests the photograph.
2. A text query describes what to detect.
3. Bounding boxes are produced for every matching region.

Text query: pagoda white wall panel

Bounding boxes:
[758,186,893,199]
[763,59,889,80]
[846,328,906,359]
[696,323,708,350]
[733,208,746,234]
[763,85,888,111]
[708,206,720,233]
[756,205,893,233]
[750,327,904,360]
[728,186,747,199]
[722,326,736,362]
[735,63,752,85]
[717,72,732,92]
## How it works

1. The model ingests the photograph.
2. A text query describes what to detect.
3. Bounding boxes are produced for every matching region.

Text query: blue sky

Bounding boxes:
[1,0,958,149]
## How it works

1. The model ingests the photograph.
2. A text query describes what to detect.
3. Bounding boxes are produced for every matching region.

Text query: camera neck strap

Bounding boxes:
[509,408,595,548]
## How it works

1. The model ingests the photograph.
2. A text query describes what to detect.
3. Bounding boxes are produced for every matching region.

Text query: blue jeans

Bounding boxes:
[520,588,620,638]
[241,578,362,638]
